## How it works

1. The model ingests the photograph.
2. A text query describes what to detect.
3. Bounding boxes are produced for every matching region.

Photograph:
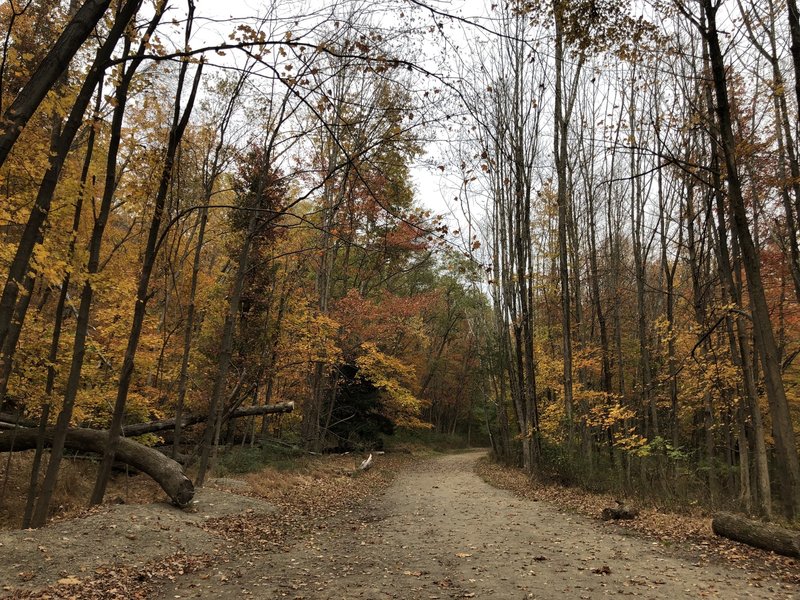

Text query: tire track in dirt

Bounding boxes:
[158,450,796,599]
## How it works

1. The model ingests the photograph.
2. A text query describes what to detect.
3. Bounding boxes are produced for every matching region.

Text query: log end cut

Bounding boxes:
[173,476,195,508]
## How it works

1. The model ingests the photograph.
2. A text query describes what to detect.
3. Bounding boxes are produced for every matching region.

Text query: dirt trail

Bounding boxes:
[157,451,795,599]
[0,486,275,593]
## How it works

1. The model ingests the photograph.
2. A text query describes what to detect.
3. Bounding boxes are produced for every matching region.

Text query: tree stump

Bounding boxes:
[601,500,639,520]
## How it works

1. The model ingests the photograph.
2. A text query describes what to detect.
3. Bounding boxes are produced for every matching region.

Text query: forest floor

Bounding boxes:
[1,449,798,599]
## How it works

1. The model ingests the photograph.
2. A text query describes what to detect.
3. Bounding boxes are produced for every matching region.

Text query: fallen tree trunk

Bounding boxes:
[154,446,193,465]
[0,427,194,507]
[712,512,800,558]
[0,412,37,429]
[121,401,295,437]
[1,402,294,435]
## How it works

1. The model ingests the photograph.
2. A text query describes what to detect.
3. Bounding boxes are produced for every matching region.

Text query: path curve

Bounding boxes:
[160,451,795,599]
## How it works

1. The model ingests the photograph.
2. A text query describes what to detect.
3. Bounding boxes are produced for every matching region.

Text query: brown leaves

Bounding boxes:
[5,454,412,598]
[11,554,214,599]
[475,457,800,586]
[203,453,412,554]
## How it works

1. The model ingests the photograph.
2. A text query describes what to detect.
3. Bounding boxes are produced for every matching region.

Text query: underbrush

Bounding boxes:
[0,429,456,531]
[0,438,414,530]
[531,442,746,515]
[214,442,309,475]
[382,427,477,454]
[0,450,161,530]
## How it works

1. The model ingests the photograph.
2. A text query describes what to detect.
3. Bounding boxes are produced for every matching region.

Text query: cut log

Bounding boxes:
[0,427,194,507]
[121,401,295,437]
[601,500,639,520]
[712,512,800,558]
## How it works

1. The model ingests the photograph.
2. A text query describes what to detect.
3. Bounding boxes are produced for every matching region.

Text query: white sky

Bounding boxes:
[176,0,491,223]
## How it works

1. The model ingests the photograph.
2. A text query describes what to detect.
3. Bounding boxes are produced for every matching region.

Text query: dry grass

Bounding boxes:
[0,450,162,530]
[240,452,410,510]
[0,447,413,531]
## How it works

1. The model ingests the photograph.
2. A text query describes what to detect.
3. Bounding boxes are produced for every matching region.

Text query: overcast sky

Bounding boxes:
[176,0,490,223]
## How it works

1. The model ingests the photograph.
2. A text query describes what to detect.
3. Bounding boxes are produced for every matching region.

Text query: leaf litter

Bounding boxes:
[474,456,799,586]
[1,453,412,599]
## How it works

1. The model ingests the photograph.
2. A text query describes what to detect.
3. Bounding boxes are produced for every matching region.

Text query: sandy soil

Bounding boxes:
[153,451,797,599]
[0,481,275,595]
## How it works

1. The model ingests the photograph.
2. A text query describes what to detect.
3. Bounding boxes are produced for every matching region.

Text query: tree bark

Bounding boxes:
[91,50,204,504]
[31,8,156,527]
[195,194,258,486]
[712,512,800,558]
[627,79,657,439]
[0,0,141,361]
[786,0,800,115]
[25,81,99,519]
[553,8,576,445]
[700,0,800,518]
[0,274,35,401]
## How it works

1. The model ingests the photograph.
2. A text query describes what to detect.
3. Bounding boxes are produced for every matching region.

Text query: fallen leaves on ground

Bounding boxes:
[475,457,799,586]
[7,553,215,599]
[5,453,413,599]
[199,453,410,552]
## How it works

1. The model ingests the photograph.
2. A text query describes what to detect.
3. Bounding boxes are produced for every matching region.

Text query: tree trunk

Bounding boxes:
[171,2,234,459]
[554,9,575,445]
[786,0,800,116]
[0,274,34,401]
[628,82,656,439]
[31,13,158,526]
[196,148,279,484]
[305,162,350,450]
[701,0,800,519]
[91,44,203,505]
[25,102,97,519]
[124,402,294,437]
[0,0,141,358]
[173,202,207,458]
[195,215,254,486]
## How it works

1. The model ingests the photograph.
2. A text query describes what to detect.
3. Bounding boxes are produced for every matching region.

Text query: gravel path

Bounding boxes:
[158,450,795,599]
